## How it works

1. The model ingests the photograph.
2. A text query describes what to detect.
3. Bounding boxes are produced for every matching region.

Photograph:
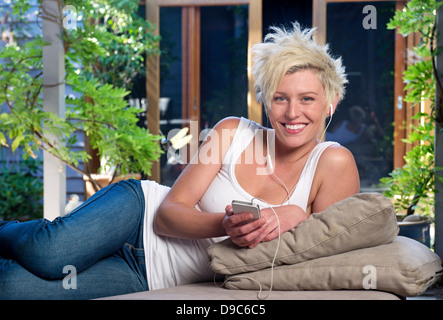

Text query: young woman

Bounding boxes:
[0,22,359,299]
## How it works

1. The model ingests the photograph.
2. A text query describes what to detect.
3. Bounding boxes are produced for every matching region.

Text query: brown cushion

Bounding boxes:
[223,236,442,297]
[208,193,399,275]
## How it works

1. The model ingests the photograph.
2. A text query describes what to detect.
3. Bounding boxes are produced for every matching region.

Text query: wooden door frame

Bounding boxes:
[312,0,407,169]
[145,0,262,181]
[181,6,200,124]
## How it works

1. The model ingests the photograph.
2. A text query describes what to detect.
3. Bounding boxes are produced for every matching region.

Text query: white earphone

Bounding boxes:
[320,104,334,141]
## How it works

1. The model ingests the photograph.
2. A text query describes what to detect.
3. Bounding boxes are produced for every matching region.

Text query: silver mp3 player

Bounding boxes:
[231,200,261,221]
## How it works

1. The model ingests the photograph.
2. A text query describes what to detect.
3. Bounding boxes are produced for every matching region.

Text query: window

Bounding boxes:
[145,0,262,184]
[313,0,406,191]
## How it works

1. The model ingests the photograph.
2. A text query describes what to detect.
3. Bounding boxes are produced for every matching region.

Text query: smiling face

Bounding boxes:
[268,68,328,152]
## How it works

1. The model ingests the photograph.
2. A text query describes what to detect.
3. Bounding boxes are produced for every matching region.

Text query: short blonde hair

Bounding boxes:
[251,22,348,112]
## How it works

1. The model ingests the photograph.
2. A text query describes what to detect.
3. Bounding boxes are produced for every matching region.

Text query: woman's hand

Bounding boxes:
[222,204,308,249]
[222,205,267,248]
[259,205,308,243]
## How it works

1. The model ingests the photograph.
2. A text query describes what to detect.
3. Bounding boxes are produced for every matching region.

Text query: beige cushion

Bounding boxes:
[208,193,399,275]
[223,236,442,297]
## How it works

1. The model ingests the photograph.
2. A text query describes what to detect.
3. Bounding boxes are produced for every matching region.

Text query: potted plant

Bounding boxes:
[0,0,162,196]
[380,0,443,247]
[380,112,435,247]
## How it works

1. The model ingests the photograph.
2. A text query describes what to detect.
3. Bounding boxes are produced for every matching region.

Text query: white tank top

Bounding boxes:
[197,117,338,213]
[142,117,338,290]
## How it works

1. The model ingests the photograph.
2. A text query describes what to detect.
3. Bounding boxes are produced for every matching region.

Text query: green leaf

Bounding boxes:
[0,132,8,147]
[11,135,24,152]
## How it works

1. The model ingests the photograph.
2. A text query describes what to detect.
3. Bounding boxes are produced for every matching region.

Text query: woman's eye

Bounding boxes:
[302,97,314,102]
[273,96,286,102]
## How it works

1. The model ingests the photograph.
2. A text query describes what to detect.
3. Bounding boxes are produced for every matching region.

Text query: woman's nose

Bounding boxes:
[286,101,301,119]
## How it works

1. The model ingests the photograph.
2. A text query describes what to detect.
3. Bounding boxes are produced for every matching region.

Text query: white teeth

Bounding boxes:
[285,124,306,130]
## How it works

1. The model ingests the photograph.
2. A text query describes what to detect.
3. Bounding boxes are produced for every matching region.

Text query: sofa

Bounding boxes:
[101,282,401,300]
[101,193,442,300]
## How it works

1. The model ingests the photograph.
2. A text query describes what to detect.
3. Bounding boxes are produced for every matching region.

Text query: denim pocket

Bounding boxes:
[122,243,148,290]
[131,246,146,266]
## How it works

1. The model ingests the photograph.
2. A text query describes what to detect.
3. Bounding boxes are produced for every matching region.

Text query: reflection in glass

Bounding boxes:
[325,1,395,191]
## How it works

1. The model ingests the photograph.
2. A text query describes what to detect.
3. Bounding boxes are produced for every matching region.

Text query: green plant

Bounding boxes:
[0,157,43,221]
[381,113,436,217]
[0,0,162,191]
[381,0,443,219]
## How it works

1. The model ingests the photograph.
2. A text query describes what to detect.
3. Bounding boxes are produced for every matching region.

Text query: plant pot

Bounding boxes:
[83,173,142,200]
[398,219,431,248]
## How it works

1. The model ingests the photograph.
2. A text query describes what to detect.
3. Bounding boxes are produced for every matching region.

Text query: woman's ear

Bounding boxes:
[328,95,340,116]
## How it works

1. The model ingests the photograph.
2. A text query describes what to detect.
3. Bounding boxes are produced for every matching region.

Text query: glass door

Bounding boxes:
[199,5,249,131]
[313,0,398,191]
[153,1,257,186]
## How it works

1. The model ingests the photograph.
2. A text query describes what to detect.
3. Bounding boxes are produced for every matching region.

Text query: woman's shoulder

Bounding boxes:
[213,116,241,130]
[310,143,360,212]
[314,143,359,188]
[318,143,357,175]
[319,142,356,165]
[211,116,265,141]
[317,143,359,186]
[213,116,265,131]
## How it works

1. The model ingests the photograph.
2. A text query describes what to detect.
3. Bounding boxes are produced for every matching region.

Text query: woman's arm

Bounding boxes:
[223,204,307,248]
[155,117,243,239]
[233,144,359,249]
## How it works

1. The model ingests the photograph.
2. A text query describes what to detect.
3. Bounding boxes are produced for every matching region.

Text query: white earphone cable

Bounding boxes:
[214,201,281,300]
[215,106,330,298]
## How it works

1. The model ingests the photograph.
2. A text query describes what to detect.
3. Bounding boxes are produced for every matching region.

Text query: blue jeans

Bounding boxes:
[0,179,148,300]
